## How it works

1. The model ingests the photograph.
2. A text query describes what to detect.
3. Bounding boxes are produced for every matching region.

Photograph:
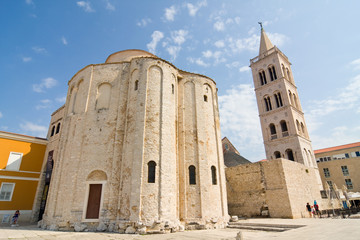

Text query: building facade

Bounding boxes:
[315,142,360,193]
[41,50,228,233]
[0,131,47,222]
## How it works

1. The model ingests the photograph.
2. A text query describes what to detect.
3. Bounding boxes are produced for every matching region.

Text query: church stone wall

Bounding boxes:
[226,159,324,218]
[41,50,228,233]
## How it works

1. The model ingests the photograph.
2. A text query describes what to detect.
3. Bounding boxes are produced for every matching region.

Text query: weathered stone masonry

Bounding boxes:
[41,50,229,233]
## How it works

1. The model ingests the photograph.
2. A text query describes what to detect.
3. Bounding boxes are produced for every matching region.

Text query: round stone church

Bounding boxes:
[41,50,229,233]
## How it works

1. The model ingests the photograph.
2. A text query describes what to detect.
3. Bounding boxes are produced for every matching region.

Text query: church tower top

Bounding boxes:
[258,24,274,56]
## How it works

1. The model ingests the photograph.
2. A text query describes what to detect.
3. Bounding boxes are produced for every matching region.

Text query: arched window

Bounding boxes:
[148,161,156,183]
[282,64,287,79]
[280,120,288,137]
[274,92,283,108]
[50,126,55,137]
[301,122,305,136]
[286,68,291,81]
[268,66,277,81]
[293,94,298,108]
[274,151,281,159]
[172,84,174,94]
[211,166,217,185]
[96,83,112,110]
[269,123,277,140]
[189,165,196,185]
[288,90,294,106]
[296,120,301,134]
[56,123,61,134]
[286,149,295,161]
[259,70,267,85]
[134,80,139,91]
[204,95,208,102]
[264,96,272,111]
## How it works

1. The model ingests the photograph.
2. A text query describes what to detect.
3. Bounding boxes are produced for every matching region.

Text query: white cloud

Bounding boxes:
[32,46,47,54]
[147,31,164,54]
[164,5,177,21]
[105,0,115,11]
[56,96,67,104]
[188,57,209,67]
[202,50,212,58]
[267,33,288,47]
[166,45,181,61]
[239,66,251,72]
[22,57,32,62]
[214,40,225,48]
[25,0,34,5]
[350,58,360,71]
[0,112,3,118]
[214,20,225,31]
[186,0,207,17]
[77,1,95,12]
[33,77,57,93]
[36,99,52,110]
[61,36,68,45]
[219,84,264,161]
[20,122,48,138]
[137,18,152,27]
[308,74,360,118]
[171,29,188,45]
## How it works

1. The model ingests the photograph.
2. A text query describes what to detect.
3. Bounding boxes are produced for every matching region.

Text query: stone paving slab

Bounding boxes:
[1,218,360,240]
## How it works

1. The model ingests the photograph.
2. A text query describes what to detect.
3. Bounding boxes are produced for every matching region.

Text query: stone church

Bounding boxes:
[37,50,229,233]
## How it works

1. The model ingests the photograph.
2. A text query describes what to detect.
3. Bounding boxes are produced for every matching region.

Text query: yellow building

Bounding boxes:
[0,131,47,223]
[315,142,360,193]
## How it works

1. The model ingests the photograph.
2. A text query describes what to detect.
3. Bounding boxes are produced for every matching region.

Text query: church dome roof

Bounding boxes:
[105,49,158,63]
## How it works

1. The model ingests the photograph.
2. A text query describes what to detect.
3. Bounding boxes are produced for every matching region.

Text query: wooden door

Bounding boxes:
[85,184,102,219]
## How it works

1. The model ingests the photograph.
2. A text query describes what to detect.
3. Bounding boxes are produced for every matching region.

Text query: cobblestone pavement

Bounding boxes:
[1,217,360,240]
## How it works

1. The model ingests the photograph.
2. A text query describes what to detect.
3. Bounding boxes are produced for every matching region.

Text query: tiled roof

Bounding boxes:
[314,142,360,154]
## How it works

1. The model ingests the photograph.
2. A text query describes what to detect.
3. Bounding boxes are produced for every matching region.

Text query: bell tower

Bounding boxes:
[250,25,316,167]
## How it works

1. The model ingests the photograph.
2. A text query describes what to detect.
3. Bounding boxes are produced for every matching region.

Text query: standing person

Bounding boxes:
[306,203,312,217]
[315,203,321,218]
[311,205,316,218]
[11,210,20,226]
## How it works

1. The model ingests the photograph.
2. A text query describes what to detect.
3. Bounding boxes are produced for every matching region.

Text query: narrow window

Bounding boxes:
[259,70,267,85]
[345,153,350,158]
[272,66,277,79]
[301,123,305,136]
[269,123,277,140]
[274,92,283,107]
[286,149,294,161]
[286,69,291,81]
[189,165,196,185]
[172,84,174,94]
[211,166,217,185]
[296,120,301,134]
[293,94,298,108]
[345,179,353,189]
[259,72,264,85]
[134,80,139,91]
[6,152,23,171]
[0,183,15,201]
[264,98,269,111]
[56,123,61,134]
[268,67,274,81]
[204,95,208,102]
[323,168,330,178]
[282,64,286,79]
[50,126,55,137]
[148,161,156,183]
[341,166,349,176]
[280,120,288,137]
[274,151,281,158]
[267,97,272,110]
[288,90,294,106]
[327,180,333,189]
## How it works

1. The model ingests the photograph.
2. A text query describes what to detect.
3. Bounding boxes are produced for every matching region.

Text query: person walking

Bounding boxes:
[306,203,312,218]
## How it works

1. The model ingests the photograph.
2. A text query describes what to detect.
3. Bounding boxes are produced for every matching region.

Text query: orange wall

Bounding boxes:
[0,179,39,210]
[0,138,46,172]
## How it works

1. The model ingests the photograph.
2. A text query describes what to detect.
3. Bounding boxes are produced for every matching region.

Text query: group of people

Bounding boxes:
[306,200,321,218]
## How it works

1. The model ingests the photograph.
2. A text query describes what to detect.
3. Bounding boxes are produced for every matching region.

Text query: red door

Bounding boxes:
[85,184,102,219]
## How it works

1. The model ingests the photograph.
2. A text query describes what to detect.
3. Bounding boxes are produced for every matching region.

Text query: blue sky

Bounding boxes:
[1,0,360,161]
